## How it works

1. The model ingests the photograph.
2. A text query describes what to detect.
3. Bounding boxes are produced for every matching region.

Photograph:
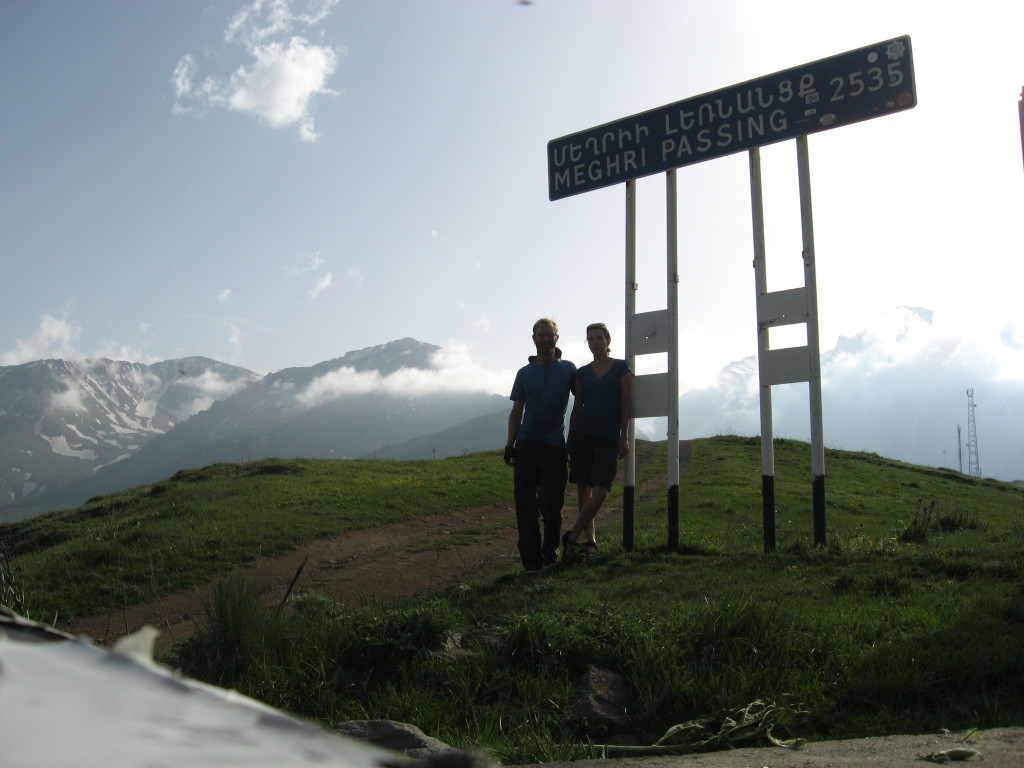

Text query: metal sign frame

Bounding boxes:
[551,37,916,552]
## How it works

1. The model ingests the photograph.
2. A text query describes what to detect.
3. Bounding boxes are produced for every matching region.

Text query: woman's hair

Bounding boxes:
[587,322,611,352]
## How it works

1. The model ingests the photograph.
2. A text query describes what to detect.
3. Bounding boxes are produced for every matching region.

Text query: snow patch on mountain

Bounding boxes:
[0,357,261,512]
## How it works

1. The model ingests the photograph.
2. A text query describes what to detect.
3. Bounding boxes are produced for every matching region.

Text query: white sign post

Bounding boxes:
[749,138,827,551]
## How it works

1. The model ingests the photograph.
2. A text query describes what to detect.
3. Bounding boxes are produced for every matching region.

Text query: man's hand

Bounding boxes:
[503,445,516,466]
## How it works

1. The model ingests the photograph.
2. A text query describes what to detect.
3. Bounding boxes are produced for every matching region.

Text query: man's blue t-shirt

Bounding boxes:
[509,358,576,447]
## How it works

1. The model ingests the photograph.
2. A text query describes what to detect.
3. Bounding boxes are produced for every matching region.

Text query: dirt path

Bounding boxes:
[64,501,535,655]
[64,443,690,656]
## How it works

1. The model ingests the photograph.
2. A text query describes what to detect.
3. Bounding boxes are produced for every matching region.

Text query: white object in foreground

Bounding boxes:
[0,610,396,768]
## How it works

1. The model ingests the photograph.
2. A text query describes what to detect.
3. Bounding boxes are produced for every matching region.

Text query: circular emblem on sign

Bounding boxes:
[886,41,905,60]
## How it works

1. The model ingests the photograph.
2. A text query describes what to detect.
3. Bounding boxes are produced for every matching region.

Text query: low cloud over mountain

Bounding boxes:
[3,315,1020,522]
[1,340,509,521]
[663,307,1023,482]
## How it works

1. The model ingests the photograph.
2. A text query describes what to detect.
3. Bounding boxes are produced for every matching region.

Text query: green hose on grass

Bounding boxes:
[585,698,809,757]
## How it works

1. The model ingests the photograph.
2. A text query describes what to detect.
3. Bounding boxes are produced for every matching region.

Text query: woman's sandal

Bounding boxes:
[561,531,580,564]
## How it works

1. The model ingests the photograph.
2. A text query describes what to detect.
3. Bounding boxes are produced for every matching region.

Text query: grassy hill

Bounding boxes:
[2,436,1023,763]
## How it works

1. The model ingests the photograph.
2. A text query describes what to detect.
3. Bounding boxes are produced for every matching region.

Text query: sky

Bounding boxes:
[2,1,1022,479]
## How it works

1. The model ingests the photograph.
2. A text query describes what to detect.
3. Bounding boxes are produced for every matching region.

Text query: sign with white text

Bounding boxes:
[547,36,915,200]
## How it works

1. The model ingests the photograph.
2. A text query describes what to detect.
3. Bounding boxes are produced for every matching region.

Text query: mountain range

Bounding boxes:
[0,339,509,522]
[4,326,1020,523]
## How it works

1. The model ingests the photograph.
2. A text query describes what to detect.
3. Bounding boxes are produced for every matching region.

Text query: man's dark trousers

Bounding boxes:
[512,441,566,571]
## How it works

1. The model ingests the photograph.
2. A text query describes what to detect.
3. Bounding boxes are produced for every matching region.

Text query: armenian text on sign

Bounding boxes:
[547,36,915,200]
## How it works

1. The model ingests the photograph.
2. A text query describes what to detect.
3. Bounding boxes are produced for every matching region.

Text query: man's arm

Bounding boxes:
[505,400,524,465]
[507,401,524,445]
[568,374,583,428]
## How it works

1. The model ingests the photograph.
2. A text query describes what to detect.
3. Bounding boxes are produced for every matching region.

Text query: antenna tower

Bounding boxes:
[966,388,981,477]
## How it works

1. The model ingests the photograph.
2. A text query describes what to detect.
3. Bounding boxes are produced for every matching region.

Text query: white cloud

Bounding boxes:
[296,366,378,406]
[284,250,334,297]
[48,382,86,412]
[1,315,162,367]
[1,315,81,365]
[1000,325,1024,352]
[270,380,296,395]
[172,0,342,141]
[225,322,243,361]
[296,115,319,142]
[177,369,256,417]
[824,307,1024,385]
[308,271,333,299]
[218,288,234,303]
[477,315,491,334]
[286,251,324,275]
[226,0,291,44]
[170,55,196,107]
[190,369,254,399]
[675,307,1024,481]
[225,36,337,134]
[225,0,339,46]
[94,342,155,364]
[427,342,514,395]
[344,266,363,288]
[296,341,516,408]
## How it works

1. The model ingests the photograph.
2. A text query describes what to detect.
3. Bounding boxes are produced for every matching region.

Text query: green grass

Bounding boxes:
[2,436,1023,764]
[0,453,509,621]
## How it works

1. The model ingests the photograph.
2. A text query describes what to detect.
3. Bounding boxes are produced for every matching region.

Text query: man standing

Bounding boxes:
[505,318,577,573]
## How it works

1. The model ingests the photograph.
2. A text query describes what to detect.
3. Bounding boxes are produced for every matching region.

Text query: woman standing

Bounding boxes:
[562,322,632,562]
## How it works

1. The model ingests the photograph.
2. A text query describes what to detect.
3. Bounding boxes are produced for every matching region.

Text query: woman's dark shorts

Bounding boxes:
[568,431,618,491]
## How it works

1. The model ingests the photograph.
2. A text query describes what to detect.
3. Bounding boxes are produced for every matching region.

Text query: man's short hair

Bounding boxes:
[533,317,559,335]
